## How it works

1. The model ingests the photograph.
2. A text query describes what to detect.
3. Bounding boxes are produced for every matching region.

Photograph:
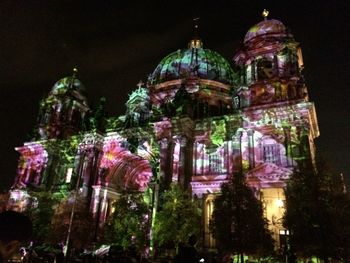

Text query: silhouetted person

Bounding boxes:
[0,210,32,263]
[176,235,198,263]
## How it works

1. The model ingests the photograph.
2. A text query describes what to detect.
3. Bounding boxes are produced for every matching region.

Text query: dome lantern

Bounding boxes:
[188,17,203,49]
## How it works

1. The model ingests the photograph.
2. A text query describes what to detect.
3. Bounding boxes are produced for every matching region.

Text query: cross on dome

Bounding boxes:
[137,80,145,89]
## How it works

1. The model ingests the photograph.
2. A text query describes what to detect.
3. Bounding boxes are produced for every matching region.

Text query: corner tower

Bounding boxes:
[234,11,306,107]
[13,71,90,192]
[232,11,320,245]
[37,69,89,139]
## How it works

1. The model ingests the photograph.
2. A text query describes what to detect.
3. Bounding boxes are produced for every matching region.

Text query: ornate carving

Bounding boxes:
[246,163,292,187]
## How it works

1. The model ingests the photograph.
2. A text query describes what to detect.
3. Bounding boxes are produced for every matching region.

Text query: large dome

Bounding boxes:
[149,46,236,85]
[244,19,288,43]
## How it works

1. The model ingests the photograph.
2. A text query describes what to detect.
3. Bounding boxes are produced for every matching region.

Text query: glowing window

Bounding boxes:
[209,153,224,174]
[65,168,73,183]
[263,144,280,164]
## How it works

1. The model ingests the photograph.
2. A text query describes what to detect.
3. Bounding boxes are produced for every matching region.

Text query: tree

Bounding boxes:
[103,193,150,253]
[0,191,9,212]
[26,190,66,243]
[210,174,274,262]
[284,159,350,262]
[50,193,94,250]
[153,184,202,252]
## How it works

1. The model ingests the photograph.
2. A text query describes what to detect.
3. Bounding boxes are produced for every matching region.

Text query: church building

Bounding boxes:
[8,12,319,249]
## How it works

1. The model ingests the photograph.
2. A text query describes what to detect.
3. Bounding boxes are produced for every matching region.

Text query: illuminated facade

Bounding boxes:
[9,15,319,248]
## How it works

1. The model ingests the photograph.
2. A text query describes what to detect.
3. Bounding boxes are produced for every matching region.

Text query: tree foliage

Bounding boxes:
[210,174,274,261]
[0,191,9,212]
[50,193,94,249]
[284,160,350,261]
[25,191,62,243]
[153,184,202,250]
[104,193,150,252]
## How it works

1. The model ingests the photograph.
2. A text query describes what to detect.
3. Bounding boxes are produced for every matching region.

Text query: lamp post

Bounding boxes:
[149,178,159,257]
[64,169,82,262]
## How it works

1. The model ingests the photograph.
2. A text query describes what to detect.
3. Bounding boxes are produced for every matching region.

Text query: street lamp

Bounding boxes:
[275,199,284,208]
[63,169,82,261]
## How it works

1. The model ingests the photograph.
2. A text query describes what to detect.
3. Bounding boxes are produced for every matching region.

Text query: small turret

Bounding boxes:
[37,69,90,139]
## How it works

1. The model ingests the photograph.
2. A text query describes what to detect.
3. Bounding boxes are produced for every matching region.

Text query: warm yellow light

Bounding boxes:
[275,199,284,208]
[279,229,290,235]
[262,9,269,19]
[65,168,73,183]
[106,152,114,161]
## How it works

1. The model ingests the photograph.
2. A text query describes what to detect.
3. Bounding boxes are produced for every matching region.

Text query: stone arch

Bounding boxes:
[105,152,152,193]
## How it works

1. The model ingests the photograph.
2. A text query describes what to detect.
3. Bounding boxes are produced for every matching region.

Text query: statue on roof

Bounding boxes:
[125,81,151,127]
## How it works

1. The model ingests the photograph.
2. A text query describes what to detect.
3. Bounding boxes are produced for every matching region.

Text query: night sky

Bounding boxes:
[0,1,349,191]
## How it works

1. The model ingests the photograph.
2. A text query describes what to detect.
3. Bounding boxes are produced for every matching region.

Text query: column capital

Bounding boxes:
[158,138,168,149]
[172,135,188,147]
[247,129,255,136]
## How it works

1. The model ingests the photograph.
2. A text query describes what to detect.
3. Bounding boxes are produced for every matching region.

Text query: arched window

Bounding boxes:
[257,58,274,80]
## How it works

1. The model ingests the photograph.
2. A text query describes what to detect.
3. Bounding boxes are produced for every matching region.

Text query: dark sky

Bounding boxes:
[0,0,349,190]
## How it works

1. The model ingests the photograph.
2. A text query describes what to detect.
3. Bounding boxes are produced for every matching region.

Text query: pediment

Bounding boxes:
[246,162,292,188]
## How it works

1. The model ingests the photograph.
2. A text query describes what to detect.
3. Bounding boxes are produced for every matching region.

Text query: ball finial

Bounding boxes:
[72,67,78,79]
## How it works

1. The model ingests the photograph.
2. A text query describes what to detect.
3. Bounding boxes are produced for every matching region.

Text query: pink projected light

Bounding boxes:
[101,139,152,192]
[15,143,48,186]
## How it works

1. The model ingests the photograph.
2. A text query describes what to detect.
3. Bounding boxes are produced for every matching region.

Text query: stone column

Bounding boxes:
[159,138,169,182]
[283,126,292,166]
[184,138,193,190]
[231,133,243,174]
[24,161,32,184]
[158,138,174,188]
[273,55,279,77]
[252,61,257,82]
[81,150,93,197]
[178,136,188,188]
[77,134,103,203]
[237,131,244,174]
[193,141,198,175]
[171,137,180,183]
[247,129,255,169]
[99,189,109,226]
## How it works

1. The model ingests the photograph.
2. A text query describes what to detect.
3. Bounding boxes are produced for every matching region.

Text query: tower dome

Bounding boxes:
[50,76,88,105]
[148,44,236,85]
[244,18,289,44]
[233,11,306,109]
[37,70,90,139]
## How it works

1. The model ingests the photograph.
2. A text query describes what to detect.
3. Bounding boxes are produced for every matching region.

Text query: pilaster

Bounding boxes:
[248,129,255,169]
